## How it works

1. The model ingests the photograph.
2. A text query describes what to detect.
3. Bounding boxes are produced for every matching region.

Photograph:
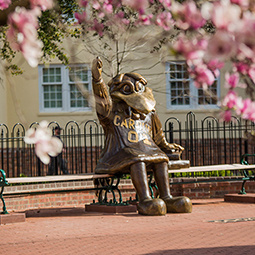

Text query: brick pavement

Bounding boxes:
[0,199,254,255]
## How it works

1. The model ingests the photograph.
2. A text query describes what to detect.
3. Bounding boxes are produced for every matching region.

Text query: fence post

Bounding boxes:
[186,112,196,167]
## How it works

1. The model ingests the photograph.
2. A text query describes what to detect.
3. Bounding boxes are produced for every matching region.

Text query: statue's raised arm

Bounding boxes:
[92,57,112,120]
[92,57,103,83]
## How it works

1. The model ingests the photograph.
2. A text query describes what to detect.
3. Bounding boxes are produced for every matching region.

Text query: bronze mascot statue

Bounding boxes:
[92,57,192,216]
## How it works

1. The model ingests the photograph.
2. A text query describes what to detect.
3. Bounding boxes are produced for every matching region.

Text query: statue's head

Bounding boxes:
[108,73,156,115]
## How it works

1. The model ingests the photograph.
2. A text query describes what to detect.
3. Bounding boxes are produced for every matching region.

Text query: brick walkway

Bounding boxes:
[0,199,254,255]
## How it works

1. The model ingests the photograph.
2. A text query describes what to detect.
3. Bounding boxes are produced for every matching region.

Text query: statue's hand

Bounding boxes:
[92,57,103,82]
[169,143,184,152]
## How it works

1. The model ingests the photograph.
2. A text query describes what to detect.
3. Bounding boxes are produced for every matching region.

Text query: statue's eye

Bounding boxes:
[137,82,144,92]
[122,84,132,94]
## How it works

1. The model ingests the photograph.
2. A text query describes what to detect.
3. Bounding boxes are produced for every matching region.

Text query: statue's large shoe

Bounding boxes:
[162,196,192,213]
[137,198,167,216]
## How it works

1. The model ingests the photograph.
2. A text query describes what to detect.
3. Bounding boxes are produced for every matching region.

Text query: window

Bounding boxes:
[166,61,220,110]
[38,64,91,112]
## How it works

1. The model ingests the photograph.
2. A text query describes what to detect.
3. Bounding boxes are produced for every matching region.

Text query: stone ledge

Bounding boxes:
[85,204,137,213]
[4,181,96,195]
[224,193,255,203]
[0,213,26,225]
[4,179,132,195]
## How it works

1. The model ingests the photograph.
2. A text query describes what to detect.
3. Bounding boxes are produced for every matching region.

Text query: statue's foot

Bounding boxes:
[162,196,192,213]
[137,198,167,216]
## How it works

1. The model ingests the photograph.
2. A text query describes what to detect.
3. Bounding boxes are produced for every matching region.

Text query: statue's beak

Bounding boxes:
[111,87,156,114]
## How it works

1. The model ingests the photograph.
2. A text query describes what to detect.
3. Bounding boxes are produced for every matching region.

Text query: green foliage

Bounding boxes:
[6,64,23,75]
[0,0,80,73]
[38,0,80,65]
[169,169,245,178]
[19,173,27,177]
[0,27,22,74]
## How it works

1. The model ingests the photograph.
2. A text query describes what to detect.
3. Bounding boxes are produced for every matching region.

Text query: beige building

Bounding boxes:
[0,35,227,130]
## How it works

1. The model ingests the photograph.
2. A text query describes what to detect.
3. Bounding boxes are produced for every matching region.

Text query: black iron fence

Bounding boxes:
[164,112,255,167]
[1,112,255,178]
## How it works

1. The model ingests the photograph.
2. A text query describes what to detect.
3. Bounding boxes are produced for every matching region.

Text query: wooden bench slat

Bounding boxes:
[168,164,255,173]
[6,173,114,184]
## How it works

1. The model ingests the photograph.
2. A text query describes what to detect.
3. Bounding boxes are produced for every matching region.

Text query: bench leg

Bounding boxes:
[148,173,158,199]
[0,170,8,214]
[0,193,8,214]
[95,177,124,205]
[239,176,255,195]
[239,180,247,195]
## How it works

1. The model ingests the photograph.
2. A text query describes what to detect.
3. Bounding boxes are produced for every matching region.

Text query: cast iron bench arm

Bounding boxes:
[0,169,9,214]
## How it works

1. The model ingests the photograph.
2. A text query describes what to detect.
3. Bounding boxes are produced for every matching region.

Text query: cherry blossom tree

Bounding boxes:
[74,0,255,122]
[0,0,79,73]
[0,0,79,162]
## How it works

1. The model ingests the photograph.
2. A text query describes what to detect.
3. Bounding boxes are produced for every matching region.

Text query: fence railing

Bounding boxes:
[164,112,255,167]
[1,112,255,178]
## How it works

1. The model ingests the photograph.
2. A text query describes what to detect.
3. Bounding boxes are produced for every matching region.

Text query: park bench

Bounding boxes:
[1,155,255,214]
[0,172,120,214]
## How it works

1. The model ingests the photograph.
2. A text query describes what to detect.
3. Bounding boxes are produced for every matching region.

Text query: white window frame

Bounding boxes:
[38,64,92,113]
[166,61,220,110]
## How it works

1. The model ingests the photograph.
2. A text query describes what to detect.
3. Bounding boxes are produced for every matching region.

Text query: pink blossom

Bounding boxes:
[235,99,255,121]
[225,72,239,89]
[173,1,206,30]
[97,11,105,19]
[75,12,87,24]
[92,0,100,10]
[248,65,255,83]
[202,1,241,31]
[206,59,224,77]
[245,102,255,121]
[155,11,173,31]
[189,64,215,88]
[30,0,54,11]
[115,11,130,25]
[103,2,113,13]
[236,98,251,118]
[91,18,104,37]
[159,0,171,10]
[7,7,43,67]
[222,91,238,109]
[173,34,207,61]
[78,0,88,8]
[122,0,149,13]
[206,31,237,61]
[138,14,152,25]
[235,13,255,60]
[221,110,232,122]
[24,121,63,165]
[234,62,249,74]
[0,0,11,10]
[230,0,249,9]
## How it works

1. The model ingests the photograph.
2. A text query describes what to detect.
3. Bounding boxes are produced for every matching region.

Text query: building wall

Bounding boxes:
[0,65,7,124]
[1,35,239,128]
